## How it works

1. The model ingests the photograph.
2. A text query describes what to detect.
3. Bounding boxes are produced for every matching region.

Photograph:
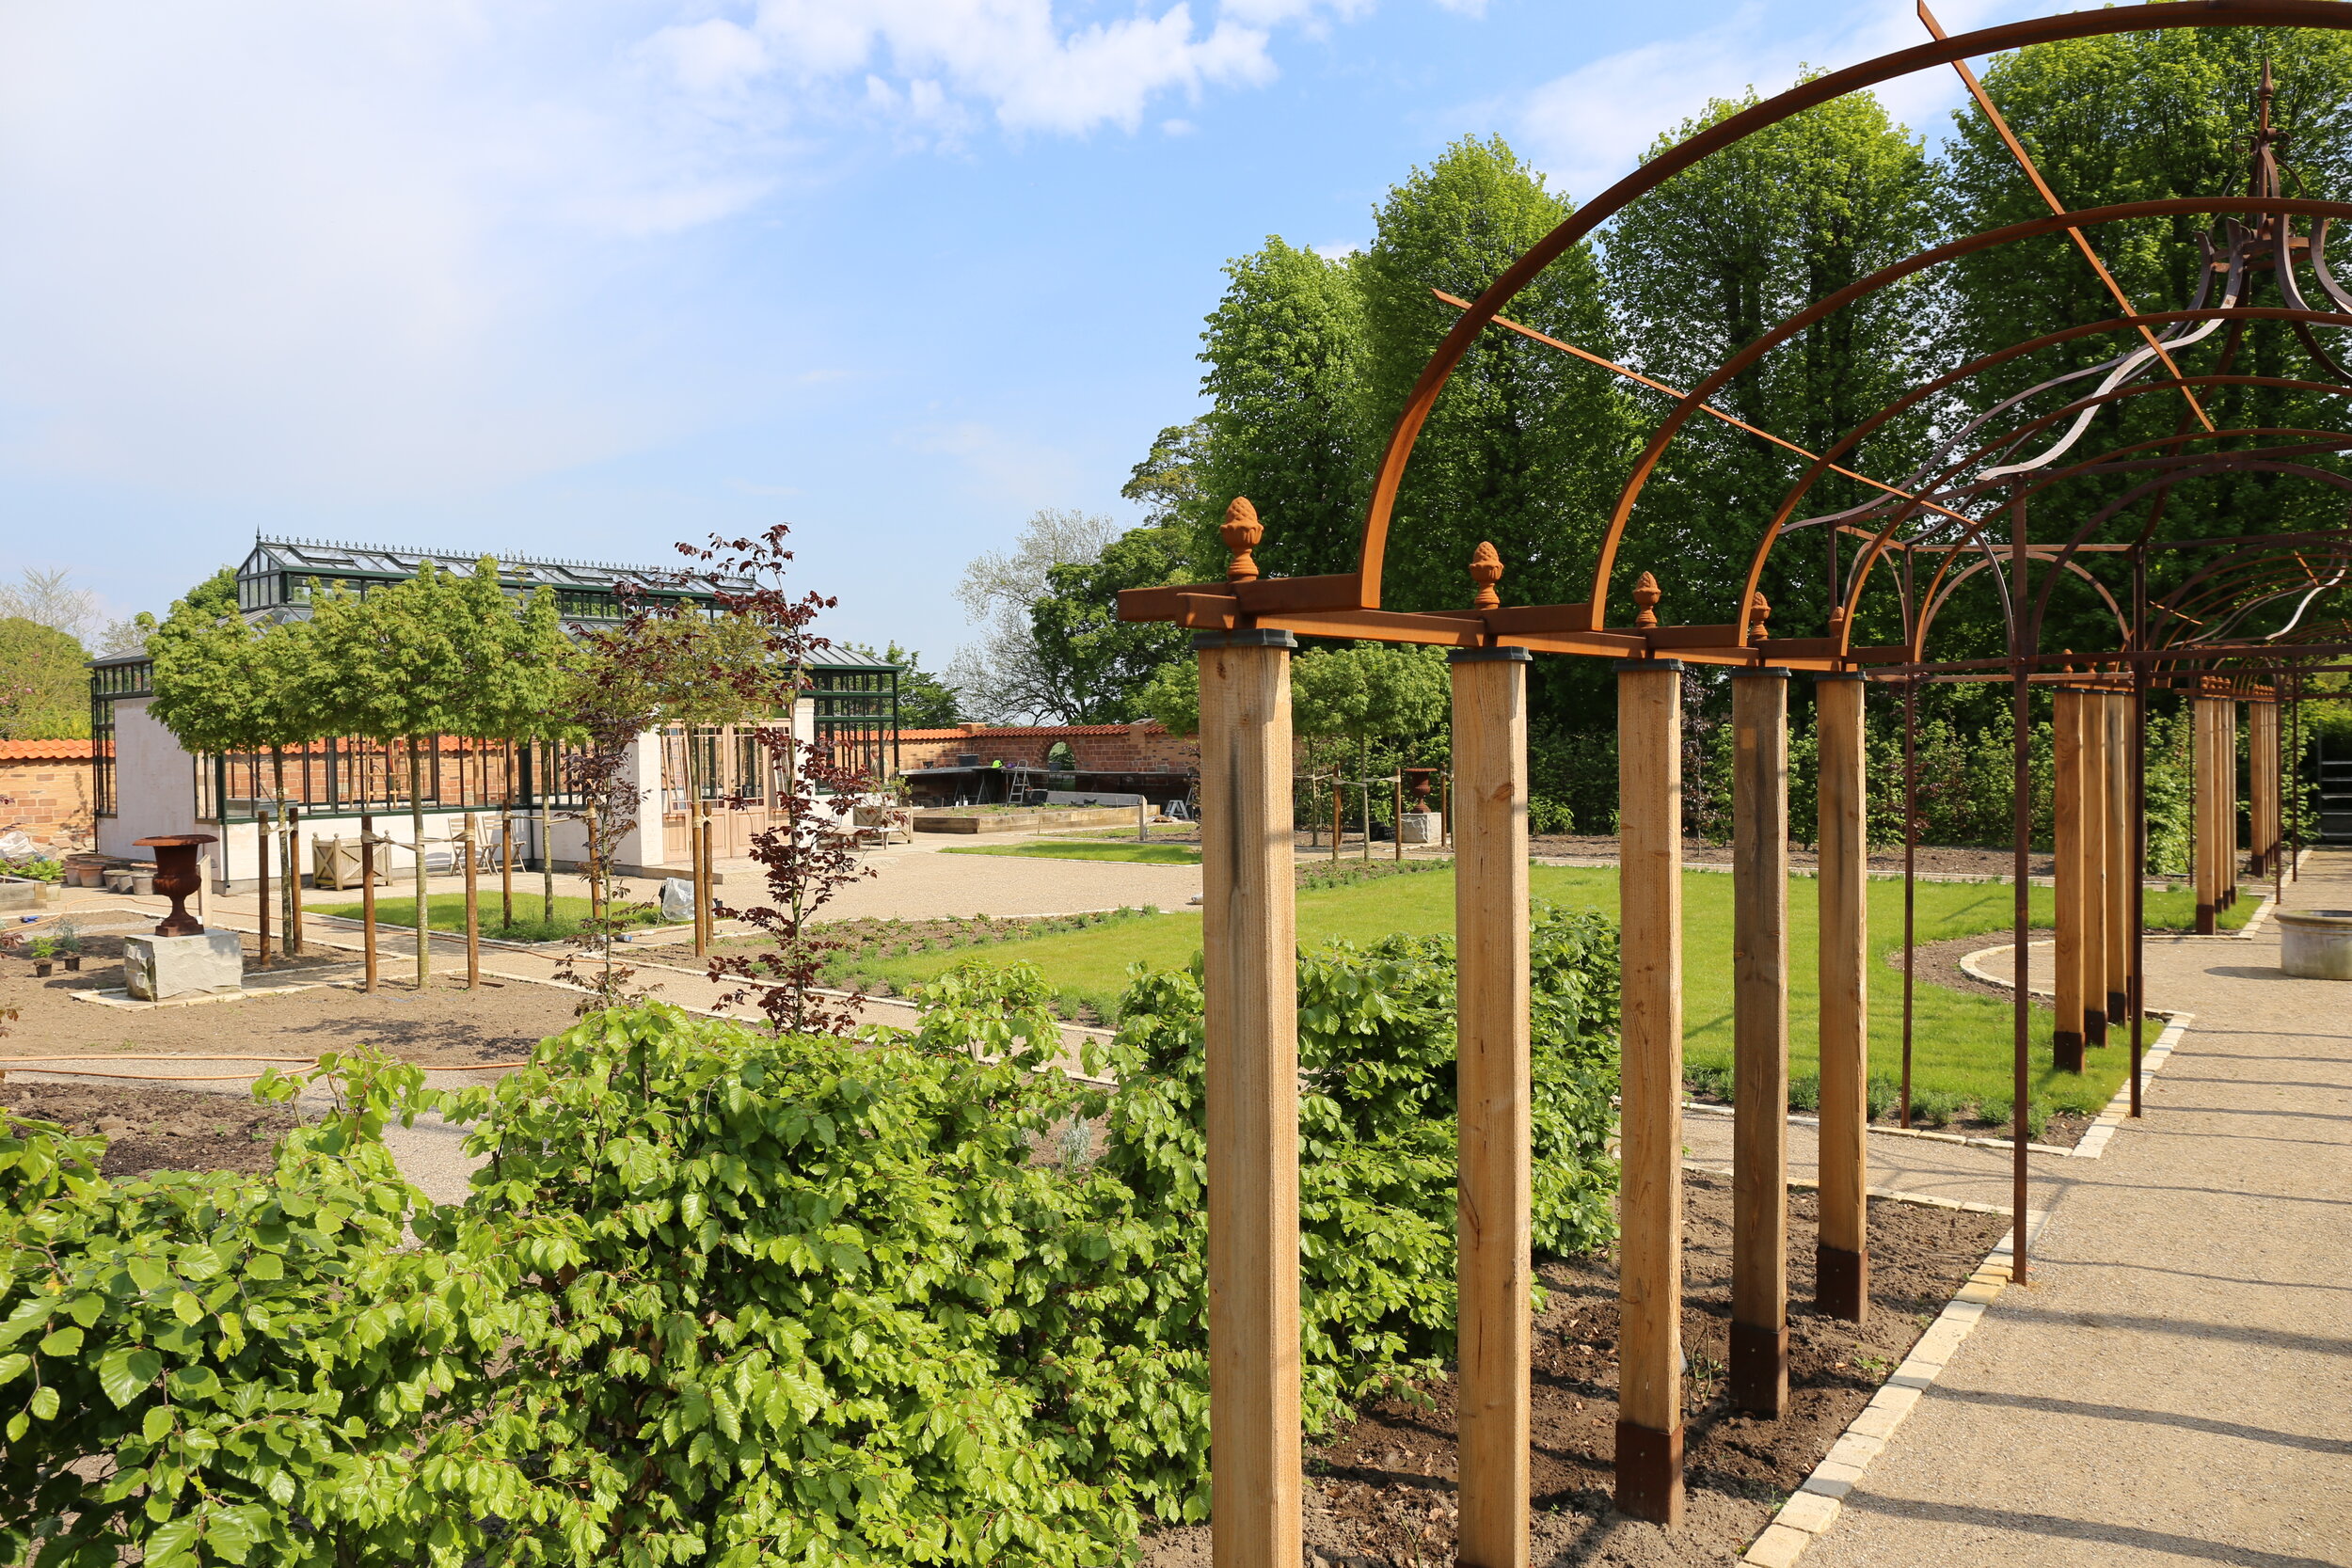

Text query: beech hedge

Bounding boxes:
[1,907,1618,1566]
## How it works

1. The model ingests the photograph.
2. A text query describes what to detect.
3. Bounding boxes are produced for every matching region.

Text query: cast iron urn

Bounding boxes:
[135,834,217,938]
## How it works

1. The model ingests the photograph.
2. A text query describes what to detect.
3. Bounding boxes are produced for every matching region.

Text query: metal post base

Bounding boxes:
[1728,1320,1788,1418]
[2054,1030,2085,1073]
[2085,1007,2106,1048]
[2107,990,2130,1026]
[1613,1419,1684,1526]
[2196,903,2215,935]
[1816,1243,1869,1323]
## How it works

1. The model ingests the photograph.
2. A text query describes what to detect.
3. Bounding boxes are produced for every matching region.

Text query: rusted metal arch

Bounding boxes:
[1853,429,2352,665]
[1871,445,2352,664]
[1755,352,2352,657]
[1912,551,2132,662]
[2154,545,2352,645]
[1355,3,2352,610]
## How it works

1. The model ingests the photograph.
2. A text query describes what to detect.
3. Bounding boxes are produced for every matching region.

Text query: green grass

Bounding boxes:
[315,894,664,943]
[939,841,1203,865]
[850,864,2233,1118]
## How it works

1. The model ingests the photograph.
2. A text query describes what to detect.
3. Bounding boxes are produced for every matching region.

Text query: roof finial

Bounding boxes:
[1632,570,1661,629]
[1221,498,1263,583]
[1468,541,1503,610]
[1747,590,1772,646]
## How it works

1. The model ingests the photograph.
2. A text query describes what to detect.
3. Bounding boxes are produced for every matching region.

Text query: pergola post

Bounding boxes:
[2053,689,2087,1071]
[1614,657,1684,1526]
[2195,694,2219,935]
[1814,672,1869,1321]
[1195,626,1301,1568]
[1452,643,1533,1568]
[1729,667,1790,1416]
[2081,689,2108,1050]
[2104,691,2132,1031]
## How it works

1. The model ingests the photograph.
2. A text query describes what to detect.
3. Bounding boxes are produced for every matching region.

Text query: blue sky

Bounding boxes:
[0,0,2059,662]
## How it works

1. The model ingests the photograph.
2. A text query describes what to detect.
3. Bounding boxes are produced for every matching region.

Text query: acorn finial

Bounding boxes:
[1221,498,1263,583]
[1469,542,1503,610]
[1747,591,1772,646]
[1632,571,1662,629]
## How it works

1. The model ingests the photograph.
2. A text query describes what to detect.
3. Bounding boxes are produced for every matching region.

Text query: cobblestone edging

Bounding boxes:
[1680,1100,2076,1159]
[1737,1206,2054,1568]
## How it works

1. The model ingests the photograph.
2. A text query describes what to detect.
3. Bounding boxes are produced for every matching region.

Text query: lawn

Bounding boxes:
[940,841,1203,865]
[851,866,2241,1119]
[315,894,665,943]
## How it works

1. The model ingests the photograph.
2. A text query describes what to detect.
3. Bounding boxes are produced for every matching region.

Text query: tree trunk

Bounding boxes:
[1359,737,1373,862]
[539,741,556,926]
[501,743,516,931]
[410,737,430,990]
[271,747,295,956]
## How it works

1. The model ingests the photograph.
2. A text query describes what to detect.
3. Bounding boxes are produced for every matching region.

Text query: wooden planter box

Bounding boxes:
[912,807,1139,835]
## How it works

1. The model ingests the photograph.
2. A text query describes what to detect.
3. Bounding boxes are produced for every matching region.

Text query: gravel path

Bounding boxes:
[1803,852,2352,1568]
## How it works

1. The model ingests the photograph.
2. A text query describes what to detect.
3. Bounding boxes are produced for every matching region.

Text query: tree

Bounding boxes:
[946,508,1122,722]
[839,642,959,728]
[0,620,90,740]
[0,568,98,645]
[309,567,469,990]
[1192,242,1374,580]
[1357,136,1640,616]
[1602,85,1942,642]
[1025,526,1192,724]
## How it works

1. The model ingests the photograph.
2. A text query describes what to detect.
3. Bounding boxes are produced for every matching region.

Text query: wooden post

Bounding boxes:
[1815,672,1869,1321]
[1615,657,1684,1525]
[1392,770,1406,863]
[1197,626,1300,1568]
[692,803,710,956]
[2081,690,2108,1049]
[284,804,303,958]
[1453,646,1531,1568]
[462,814,481,990]
[501,769,516,933]
[359,812,377,992]
[256,805,272,969]
[2052,689,2087,1071]
[2104,692,2132,1030]
[2195,695,2217,934]
[1729,668,1789,1415]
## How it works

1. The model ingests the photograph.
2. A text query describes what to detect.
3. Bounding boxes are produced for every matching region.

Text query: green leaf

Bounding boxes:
[29,1385,58,1420]
[39,1325,83,1357]
[98,1345,162,1408]
[143,1404,176,1443]
[0,1354,29,1386]
[245,1252,284,1282]
[126,1257,169,1293]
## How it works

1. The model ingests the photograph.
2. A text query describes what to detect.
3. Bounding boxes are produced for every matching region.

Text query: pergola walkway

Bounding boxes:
[1801,852,2352,1568]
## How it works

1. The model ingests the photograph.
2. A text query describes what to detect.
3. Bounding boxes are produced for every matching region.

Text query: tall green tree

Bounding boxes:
[1602,87,1942,641]
[1357,135,1639,616]
[0,620,91,740]
[1193,243,1374,580]
[1026,526,1192,724]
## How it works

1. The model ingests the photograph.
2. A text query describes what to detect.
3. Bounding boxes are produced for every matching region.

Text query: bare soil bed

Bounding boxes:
[0,946,585,1068]
[1144,1172,2007,1568]
[0,1078,297,1180]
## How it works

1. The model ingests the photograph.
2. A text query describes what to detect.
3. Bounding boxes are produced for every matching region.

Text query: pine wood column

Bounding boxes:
[1196,627,1300,1568]
[2195,696,2218,935]
[1453,646,1532,1568]
[1615,658,1684,1526]
[1729,668,1789,1416]
[2053,689,2087,1072]
[2253,703,2274,875]
[1815,673,1869,1321]
[2081,691,2108,1050]
[2104,692,2132,1029]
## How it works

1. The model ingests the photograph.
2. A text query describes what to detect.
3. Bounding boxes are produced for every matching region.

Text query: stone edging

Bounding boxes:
[2071,1011,2191,1158]
[1680,1101,2074,1158]
[1739,1206,2054,1568]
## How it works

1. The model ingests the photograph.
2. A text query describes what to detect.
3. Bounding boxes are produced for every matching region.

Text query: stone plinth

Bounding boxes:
[122,931,245,1001]
[1399,812,1443,845]
[2277,909,2352,980]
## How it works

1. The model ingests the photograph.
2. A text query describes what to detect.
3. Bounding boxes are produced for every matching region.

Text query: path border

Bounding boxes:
[1738,1206,2054,1568]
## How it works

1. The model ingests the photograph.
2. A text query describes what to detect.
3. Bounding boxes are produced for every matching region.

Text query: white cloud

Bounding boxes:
[647,2,1295,138]
[902,420,1086,507]
[1509,0,2064,205]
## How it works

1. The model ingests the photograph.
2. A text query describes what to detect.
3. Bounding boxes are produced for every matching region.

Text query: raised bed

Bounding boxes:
[912,807,1139,834]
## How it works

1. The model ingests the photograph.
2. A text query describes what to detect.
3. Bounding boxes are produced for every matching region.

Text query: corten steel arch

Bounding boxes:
[1119,8,2352,1560]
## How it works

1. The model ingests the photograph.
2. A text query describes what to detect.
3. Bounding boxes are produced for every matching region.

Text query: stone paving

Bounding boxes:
[1798,853,2352,1568]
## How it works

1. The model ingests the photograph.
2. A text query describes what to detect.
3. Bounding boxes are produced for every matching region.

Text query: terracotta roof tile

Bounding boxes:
[0,740,94,760]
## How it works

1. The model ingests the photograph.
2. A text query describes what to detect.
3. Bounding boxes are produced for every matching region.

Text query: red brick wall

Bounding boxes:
[896,723,1201,776]
[0,741,96,850]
